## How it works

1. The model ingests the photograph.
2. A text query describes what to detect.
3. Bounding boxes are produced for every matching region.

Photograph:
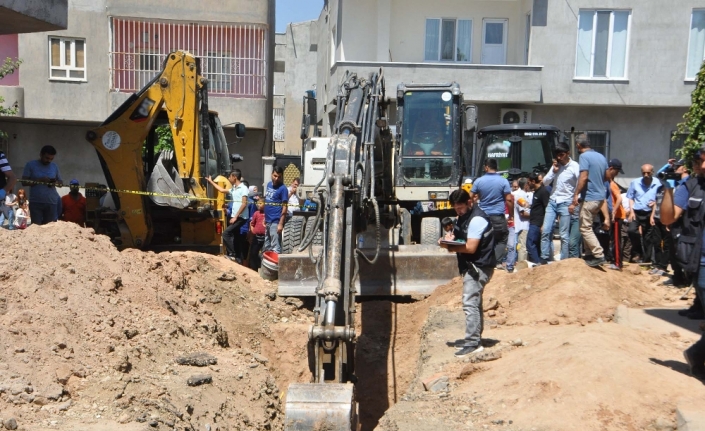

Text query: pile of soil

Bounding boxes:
[424,259,682,326]
[0,221,310,431]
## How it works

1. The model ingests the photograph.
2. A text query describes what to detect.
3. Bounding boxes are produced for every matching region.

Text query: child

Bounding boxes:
[248,198,266,271]
[441,217,455,241]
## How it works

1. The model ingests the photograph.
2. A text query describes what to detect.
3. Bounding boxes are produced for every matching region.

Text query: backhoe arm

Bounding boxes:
[86,50,206,248]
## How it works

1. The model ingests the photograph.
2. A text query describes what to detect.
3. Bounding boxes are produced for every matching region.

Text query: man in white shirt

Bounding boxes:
[540,141,580,261]
[510,178,530,263]
[287,177,300,217]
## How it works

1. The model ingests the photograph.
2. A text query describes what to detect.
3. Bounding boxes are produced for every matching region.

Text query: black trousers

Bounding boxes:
[627,210,654,262]
[223,218,247,260]
[489,215,509,264]
[651,219,672,271]
[248,235,265,270]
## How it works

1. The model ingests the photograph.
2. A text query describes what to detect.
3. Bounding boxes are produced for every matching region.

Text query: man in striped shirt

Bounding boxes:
[0,151,17,195]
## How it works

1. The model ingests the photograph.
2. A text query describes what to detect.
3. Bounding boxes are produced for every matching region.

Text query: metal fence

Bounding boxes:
[110,17,267,98]
[273,108,285,141]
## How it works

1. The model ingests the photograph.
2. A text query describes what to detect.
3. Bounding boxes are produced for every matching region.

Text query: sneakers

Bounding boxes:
[608,264,622,271]
[648,268,666,276]
[683,346,705,380]
[455,345,484,358]
[585,256,606,267]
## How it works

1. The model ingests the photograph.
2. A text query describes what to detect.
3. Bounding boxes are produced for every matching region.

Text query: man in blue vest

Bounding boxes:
[439,189,496,358]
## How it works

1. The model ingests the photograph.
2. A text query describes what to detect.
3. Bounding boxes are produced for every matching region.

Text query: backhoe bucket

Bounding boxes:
[278,245,458,296]
[285,383,358,431]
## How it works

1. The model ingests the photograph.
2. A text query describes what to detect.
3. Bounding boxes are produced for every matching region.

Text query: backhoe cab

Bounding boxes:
[85,50,245,253]
[472,124,562,180]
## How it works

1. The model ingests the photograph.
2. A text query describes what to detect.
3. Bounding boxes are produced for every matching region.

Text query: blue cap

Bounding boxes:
[69,179,80,185]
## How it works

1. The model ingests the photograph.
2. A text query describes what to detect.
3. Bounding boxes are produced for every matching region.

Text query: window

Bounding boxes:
[570,130,610,158]
[687,10,705,80]
[424,18,472,62]
[670,132,688,159]
[575,10,630,79]
[49,37,86,81]
[206,53,233,93]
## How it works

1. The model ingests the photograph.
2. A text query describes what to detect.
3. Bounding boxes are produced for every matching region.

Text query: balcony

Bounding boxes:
[0,0,68,35]
[329,61,543,105]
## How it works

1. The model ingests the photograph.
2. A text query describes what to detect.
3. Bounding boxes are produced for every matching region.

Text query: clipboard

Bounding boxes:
[440,239,465,246]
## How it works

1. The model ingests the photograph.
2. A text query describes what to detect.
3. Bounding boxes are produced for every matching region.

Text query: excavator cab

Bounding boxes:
[473,124,562,178]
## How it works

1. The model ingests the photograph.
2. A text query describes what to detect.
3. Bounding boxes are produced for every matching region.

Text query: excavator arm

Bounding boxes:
[86,51,208,249]
[285,71,388,431]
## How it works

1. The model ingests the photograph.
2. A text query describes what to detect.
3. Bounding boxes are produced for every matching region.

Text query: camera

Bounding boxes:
[657,168,680,181]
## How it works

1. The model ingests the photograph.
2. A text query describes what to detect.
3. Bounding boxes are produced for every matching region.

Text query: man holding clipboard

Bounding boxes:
[439,189,496,358]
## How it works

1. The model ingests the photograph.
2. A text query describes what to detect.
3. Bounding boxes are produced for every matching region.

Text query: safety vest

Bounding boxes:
[454,205,496,275]
[675,176,705,275]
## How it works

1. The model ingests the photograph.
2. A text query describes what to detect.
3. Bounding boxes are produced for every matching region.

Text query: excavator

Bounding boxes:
[85,50,245,253]
[282,70,563,429]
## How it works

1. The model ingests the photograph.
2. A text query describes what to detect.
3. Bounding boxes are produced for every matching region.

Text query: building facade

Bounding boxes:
[313,0,705,183]
[0,0,275,191]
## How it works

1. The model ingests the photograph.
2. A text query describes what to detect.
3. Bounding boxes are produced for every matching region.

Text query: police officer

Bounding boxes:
[439,189,496,358]
[660,147,705,380]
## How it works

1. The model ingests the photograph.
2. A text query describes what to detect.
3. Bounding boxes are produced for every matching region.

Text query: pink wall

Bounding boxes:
[0,34,19,86]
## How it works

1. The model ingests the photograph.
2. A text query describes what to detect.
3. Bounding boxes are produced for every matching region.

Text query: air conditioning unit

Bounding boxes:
[500,109,532,125]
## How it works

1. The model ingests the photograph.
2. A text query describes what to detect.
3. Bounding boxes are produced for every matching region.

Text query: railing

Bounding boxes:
[273,108,285,141]
[110,17,267,98]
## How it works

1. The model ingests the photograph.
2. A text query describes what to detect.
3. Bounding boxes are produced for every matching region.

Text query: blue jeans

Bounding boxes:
[264,221,282,254]
[0,206,14,229]
[541,201,571,261]
[461,267,493,348]
[505,226,516,270]
[527,224,543,264]
[29,202,58,225]
[569,216,581,258]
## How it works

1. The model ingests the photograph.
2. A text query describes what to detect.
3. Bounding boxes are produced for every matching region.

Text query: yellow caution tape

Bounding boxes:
[21,179,317,209]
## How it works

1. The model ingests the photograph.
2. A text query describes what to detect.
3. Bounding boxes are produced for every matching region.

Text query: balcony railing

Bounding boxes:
[110,17,267,98]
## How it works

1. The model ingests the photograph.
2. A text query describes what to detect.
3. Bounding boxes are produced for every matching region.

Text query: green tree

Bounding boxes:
[154,124,174,152]
[0,57,22,142]
[675,60,705,164]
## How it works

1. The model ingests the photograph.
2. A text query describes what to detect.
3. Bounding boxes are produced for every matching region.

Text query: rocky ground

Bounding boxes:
[0,223,703,431]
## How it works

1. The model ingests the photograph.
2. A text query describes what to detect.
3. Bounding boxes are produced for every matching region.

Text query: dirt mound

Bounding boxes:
[0,222,310,431]
[424,259,681,326]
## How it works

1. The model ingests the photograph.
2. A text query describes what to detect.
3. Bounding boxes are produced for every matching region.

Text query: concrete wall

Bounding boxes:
[0,120,103,199]
[387,0,527,65]
[530,0,704,106]
[280,21,319,156]
[0,0,68,35]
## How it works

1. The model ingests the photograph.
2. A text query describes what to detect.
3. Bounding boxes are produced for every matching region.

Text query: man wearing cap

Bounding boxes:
[541,141,580,261]
[606,159,625,270]
[470,158,514,265]
[60,179,87,226]
[626,164,659,264]
[572,134,610,267]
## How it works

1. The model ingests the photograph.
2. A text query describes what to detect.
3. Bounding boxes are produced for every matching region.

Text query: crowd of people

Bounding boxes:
[210,165,303,272]
[0,145,87,230]
[441,133,705,370]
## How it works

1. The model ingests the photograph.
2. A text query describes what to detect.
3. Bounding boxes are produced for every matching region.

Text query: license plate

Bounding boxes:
[420,201,452,211]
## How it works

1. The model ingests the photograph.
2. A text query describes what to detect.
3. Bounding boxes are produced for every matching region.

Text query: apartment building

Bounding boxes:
[313,0,705,183]
[273,20,319,157]
[0,0,274,190]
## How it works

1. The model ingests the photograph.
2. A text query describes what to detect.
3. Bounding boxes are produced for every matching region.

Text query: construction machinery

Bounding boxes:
[85,50,245,253]
[279,76,478,297]
[281,70,564,429]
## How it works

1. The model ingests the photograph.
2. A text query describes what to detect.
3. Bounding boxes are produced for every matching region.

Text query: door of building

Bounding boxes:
[482,19,508,65]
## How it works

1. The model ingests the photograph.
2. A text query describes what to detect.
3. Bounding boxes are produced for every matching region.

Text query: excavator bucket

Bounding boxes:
[285,383,358,431]
[278,245,458,296]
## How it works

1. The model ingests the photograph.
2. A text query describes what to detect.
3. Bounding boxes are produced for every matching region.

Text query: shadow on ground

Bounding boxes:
[644,308,702,335]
